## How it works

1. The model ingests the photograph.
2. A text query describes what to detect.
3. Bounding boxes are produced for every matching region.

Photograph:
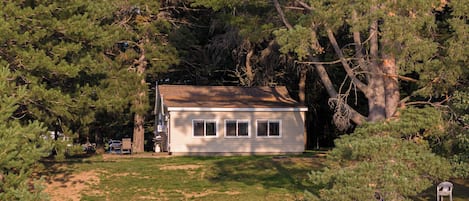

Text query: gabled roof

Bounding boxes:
[158,85,307,111]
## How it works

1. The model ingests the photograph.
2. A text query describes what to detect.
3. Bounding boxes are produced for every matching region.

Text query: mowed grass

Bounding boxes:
[39,153,325,201]
[38,153,469,201]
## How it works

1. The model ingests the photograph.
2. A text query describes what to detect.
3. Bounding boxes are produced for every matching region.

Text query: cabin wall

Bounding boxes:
[168,110,306,155]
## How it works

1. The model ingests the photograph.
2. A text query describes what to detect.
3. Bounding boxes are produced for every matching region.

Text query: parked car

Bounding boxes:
[108,139,122,152]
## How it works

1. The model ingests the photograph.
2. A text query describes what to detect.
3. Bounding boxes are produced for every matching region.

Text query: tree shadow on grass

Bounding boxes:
[35,153,116,188]
[34,156,116,201]
[36,159,92,187]
[206,154,325,191]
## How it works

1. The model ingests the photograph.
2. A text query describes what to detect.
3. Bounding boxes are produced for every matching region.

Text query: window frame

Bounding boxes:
[192,119,218,138]
[224,119,250,138]
[256,119,282,138]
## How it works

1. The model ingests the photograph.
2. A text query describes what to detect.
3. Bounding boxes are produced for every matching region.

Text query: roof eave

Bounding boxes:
[167,107,308,112]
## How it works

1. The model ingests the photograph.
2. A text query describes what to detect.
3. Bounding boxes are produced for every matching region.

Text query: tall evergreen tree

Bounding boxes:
[273,0,468,129]
[0,1,179,153]
[0,0,121,144]
[0,66,52,200]
[266,1,468,199]
[94,1,179,152]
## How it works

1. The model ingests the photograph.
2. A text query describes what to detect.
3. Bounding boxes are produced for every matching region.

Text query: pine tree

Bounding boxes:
[0,1,179,152]
[0,0,120,144]
[272,0,468,129]
[307,107,453,200]
[442,75,469,174]
[266,2,468,198]
[0,66,52,200]
[92,1,179,152]
[189,1,468,199]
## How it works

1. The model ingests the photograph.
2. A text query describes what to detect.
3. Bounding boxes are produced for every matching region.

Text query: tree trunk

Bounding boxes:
[133,112,145,153]
[259,40,279,86]
[132,78,146,153]
[132,46,147,153]
[383,55,399,118]
[367,74,386,122]
[245,41,255,87]
[298,66,307,104]
[367,16,387,122]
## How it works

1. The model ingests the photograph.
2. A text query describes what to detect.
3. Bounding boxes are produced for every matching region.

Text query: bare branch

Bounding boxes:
[405,100,448,107]
[314,61,366,125]
[399,76,440,105]
[159,6,207,12]
[340,70,418,83]
[284,6,306,11]
[326,29,370,95]
[165,19,208,28]
[295,0,313,11]
[393,74,418,82]
[273,0,293,30]
[296,58,354,65]
[329,95,353,131]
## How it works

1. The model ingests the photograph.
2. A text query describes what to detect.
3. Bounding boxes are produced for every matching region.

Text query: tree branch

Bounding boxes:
[295,0,313,11]
[273,0,293,30]
[159,6,207,12]
[273,0,366,126]
[314,61,366,125]
[405,96,449,108]
[284,6,306,11]
[326,29,370,95]
[296,58,354,65]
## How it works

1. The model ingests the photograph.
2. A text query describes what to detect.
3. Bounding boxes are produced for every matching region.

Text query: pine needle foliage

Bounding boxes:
[0,0,179,150]
[0,67,52,200]
[307,107,454,201]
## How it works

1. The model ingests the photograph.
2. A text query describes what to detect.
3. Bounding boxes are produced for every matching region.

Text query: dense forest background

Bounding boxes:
[0,0,467,150]
[1,0,468,200]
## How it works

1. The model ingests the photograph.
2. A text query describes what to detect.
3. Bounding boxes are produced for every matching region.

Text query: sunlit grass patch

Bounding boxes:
[40,154,324,200]
[39,152,469,201]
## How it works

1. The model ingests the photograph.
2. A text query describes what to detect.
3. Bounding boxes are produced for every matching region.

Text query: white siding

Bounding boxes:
[168,110,306,155]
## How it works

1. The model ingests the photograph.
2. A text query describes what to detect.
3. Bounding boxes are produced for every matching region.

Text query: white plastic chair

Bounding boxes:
[436,181,453,201]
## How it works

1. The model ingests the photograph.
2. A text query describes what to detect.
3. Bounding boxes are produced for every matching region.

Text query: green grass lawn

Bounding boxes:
[38,153,325,201]
[37,152,469,201]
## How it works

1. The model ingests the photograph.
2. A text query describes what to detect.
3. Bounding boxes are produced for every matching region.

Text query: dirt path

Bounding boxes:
[43,169,100,201]
[102,152,171,160]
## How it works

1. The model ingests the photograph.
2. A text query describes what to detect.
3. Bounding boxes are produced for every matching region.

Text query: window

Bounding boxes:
[225,120,249,137]
[193,120,217,137]
[256,120,281,137]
